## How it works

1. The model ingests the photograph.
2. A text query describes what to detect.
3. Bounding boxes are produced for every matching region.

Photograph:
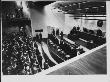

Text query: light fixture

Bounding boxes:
[82,2,86,3]
[78,3,81,5]
[85,8,89,9]
[101,6,104,7]
[77,9,82,10]
[92,7,98,9]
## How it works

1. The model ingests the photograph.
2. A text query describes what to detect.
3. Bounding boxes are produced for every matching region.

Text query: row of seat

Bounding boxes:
[2,28,55,75]
[48,34,85,62]
[68,27,106,49]
[2,32,42,75]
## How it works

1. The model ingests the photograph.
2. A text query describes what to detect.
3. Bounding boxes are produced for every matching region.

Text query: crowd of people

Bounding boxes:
[69,26,105,37]
[3,31,40,75]
[48,29,85,62]
[2,25,106,75]
[68,26,106,49]
[2,27,52,75]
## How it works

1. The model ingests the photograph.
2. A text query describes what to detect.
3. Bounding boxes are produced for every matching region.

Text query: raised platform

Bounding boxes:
[48,46,107,75]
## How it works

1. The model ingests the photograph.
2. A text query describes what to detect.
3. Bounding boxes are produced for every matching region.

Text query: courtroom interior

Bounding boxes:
[2,0,107,75]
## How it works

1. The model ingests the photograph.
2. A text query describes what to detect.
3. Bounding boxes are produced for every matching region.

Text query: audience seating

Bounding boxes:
[68,26,106,49]
[2,27,56,75]
[96,29,103,36]
[2,25,106,75]
[48,34,85,62]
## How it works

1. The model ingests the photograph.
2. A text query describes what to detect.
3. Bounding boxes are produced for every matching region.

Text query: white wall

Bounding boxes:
[44,6,65,31]
[29,6,106,38]
[29,9,47,38]
[30,5,65,38]
[65,14,106,34]
[65,14,81,34]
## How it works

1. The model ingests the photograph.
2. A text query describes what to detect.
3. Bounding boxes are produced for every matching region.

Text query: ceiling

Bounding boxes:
[1,1,106,16]
[28,1,55,12]
[54,1,106,15]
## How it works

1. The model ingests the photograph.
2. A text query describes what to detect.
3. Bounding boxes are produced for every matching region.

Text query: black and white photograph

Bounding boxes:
[1,0,109,79]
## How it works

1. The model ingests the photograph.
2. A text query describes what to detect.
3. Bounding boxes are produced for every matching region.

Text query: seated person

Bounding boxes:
[70,29,74,35]
[77,26,80,31]
[96,29,103,36]
[89,30,94,35]
[78,48,85,54]
[69,26,77,35]
[73,26,77,31]
[55,38,59,45]
[83,28,88,33]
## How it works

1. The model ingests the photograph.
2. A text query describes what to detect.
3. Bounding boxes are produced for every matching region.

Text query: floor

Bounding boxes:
[47,46,107,75]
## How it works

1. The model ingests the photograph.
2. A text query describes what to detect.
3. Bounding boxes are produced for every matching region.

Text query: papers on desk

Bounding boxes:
[63,37,90,52]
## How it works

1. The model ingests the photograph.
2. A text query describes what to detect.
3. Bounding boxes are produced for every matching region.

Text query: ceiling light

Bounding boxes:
[85,8,89,9]
[92,7,98,8]
[101,6,104,7]
[78,3,81,4]
[82,2,86,3]
[77,9,82,10]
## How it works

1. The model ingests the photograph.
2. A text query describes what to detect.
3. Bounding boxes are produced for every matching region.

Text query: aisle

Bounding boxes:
[41,42,58,65]
[37,43,45,70]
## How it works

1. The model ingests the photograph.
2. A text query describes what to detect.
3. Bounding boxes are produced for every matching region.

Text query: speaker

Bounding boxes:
[97,20,103,27]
